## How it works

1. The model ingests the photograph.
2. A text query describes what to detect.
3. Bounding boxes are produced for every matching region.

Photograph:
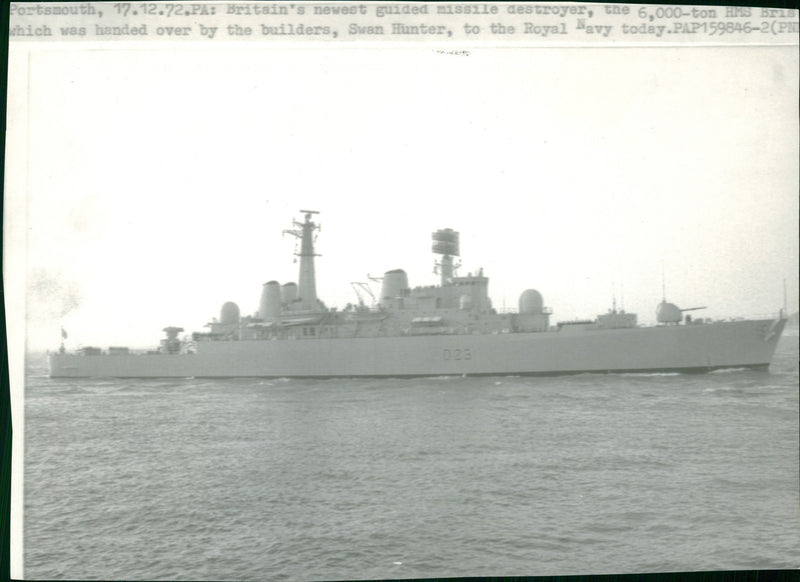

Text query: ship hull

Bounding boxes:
[48,318,785,378]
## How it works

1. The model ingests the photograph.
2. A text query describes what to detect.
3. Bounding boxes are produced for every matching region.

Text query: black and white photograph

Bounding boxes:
[5,1,799,579]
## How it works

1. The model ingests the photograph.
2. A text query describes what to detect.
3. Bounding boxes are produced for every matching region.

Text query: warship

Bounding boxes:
[48,210,786,378]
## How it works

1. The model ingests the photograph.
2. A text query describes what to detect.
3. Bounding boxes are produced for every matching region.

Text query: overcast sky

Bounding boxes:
[7,42,798,351]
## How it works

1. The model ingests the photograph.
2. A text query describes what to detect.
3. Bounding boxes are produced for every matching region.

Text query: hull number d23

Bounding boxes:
[443,348,472,361]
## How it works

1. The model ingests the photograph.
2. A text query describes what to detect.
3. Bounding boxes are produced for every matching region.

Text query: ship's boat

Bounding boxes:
[48,211,787,378]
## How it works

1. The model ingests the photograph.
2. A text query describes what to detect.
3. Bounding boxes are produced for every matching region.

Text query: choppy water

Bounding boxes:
[23,332,800,580]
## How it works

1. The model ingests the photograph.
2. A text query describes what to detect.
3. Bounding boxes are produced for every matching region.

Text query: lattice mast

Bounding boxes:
[283,210,321,311]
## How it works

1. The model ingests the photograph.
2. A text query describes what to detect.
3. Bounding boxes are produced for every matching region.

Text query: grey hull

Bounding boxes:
[48,318,785,378]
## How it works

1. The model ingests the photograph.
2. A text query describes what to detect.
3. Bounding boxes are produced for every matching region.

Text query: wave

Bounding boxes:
[618,372,681,377]
[708,367,750,374]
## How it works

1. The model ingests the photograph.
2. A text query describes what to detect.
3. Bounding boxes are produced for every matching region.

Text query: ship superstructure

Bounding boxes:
[48,211,787,378]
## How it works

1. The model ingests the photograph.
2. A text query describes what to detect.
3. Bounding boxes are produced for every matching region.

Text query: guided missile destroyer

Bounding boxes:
[48,211,786,378]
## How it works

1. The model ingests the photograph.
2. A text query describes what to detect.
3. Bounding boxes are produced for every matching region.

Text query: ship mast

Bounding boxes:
[432,228,460,286]
[283,210,321,311]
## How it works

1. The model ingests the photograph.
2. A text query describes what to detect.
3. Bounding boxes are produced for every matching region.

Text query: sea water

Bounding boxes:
[22,332,799,580]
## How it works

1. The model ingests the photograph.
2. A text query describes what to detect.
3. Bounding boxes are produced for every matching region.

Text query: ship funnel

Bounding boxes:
[281,282,298,305]
[380,269,409,306]
[259,281,282,321]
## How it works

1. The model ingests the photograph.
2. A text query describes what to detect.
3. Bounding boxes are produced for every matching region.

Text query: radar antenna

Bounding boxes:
[612,281,617,313]
[432,228,460,286]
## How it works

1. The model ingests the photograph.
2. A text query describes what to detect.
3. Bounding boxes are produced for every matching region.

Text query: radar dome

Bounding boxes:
[519,289,544,314]
[656,301,682,323]
[220,301,240,325]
